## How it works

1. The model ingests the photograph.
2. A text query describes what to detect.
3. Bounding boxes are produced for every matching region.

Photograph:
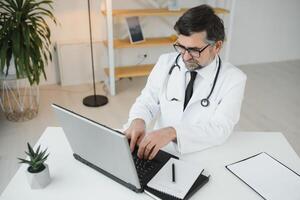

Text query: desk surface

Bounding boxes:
[2,127,300,200]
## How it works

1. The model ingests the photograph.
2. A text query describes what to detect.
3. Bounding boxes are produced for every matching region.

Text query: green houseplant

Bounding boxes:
[0,0,56,84]
[18,142,51,189]
[0,0,56,121]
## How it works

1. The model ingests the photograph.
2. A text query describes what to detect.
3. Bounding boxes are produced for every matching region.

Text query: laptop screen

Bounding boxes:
[52,104,141,190]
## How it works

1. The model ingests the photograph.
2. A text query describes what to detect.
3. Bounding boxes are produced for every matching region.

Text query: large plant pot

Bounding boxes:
[26,164,51,189]
[0,74,39,122]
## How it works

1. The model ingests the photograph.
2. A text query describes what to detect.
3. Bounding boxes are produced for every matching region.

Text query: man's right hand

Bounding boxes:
[124,118,146,152]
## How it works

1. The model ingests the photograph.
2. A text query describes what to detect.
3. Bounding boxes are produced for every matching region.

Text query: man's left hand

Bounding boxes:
[137,127,176,160]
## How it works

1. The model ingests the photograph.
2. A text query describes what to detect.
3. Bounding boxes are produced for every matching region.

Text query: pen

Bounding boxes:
[172,163,176,182]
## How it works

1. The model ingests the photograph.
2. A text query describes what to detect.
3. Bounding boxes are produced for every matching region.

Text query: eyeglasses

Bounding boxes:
[173,43,210,58]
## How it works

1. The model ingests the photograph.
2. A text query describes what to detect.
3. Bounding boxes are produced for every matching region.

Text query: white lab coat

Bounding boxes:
[123,52,247,154]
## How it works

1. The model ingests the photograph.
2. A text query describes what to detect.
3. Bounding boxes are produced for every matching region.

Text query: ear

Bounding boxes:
[214,40,223,54]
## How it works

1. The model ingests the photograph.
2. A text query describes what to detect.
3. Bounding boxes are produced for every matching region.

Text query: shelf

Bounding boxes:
[101,8,229,17]
[103,36,177,49]
[104,64,154,79]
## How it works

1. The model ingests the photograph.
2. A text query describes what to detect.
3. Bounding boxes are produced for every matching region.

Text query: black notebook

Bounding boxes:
[144,158,210,200]
[144,173,209,200]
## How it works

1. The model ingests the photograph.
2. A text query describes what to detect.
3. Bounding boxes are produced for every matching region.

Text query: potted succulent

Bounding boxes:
[0,0,56,121]
[18,143,51,189]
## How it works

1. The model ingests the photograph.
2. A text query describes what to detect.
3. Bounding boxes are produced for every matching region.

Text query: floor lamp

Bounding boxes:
[82,0,108,107]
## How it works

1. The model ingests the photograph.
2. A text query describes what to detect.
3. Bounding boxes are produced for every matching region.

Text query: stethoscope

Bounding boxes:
[165,54,222,107]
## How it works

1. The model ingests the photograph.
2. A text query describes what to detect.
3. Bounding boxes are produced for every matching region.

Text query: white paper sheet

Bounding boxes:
[227,152,300,200]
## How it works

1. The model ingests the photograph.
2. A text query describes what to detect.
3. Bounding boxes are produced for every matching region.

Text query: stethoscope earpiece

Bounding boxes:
[201,99,210,107]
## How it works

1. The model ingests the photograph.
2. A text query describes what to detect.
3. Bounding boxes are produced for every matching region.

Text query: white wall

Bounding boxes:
[230,0,300,65]
[43,0,300,85]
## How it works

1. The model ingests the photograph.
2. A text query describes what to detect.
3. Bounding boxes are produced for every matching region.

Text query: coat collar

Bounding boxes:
[178,55,218,79]
[196,56,218,80]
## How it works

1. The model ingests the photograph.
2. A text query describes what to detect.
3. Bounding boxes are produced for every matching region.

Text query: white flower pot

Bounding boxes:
[26,164,51,189]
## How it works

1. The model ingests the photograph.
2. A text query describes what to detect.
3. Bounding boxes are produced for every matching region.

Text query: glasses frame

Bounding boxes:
[173,43,211,58]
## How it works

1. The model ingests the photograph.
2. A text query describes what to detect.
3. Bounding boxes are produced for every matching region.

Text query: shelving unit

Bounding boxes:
[102,36,177,49]
[101,7,229,17]
[102,0,232,95]
[104,64,154,79]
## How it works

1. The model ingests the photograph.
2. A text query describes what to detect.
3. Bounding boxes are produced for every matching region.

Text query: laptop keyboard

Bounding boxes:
[132,151,158,185]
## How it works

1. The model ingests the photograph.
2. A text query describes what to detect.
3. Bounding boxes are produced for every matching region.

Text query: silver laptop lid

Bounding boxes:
[52,104,141,189]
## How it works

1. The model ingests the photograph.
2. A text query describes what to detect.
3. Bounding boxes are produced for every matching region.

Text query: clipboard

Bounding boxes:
[226,152,300,200]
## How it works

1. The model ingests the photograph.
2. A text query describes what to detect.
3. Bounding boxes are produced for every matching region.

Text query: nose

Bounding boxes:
[182,51,193,61]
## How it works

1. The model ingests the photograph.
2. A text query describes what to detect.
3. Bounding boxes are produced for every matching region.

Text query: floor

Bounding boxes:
[1,59,300,194]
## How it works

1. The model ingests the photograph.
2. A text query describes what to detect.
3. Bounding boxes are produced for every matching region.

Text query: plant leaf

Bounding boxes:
[18,158,30,164]
[27,142,35,156]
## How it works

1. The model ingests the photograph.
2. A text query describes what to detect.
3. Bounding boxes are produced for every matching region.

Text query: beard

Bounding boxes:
[184,59,205,71]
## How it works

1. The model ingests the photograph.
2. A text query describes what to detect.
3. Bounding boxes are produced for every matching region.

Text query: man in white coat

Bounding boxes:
[123,5,247,160]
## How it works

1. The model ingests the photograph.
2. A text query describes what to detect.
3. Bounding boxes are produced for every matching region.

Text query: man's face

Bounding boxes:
[175,32,222,70]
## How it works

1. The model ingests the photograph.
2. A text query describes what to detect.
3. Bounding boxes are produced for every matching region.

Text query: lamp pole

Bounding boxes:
[83,0,108,107]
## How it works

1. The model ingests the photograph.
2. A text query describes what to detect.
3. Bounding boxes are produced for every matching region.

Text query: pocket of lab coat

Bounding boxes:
[159,92,183,124]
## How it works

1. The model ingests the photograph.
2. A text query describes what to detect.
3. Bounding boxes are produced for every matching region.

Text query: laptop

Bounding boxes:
[52,104,176,192]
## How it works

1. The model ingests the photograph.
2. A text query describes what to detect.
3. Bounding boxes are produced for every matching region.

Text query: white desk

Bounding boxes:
[2,127,300,200]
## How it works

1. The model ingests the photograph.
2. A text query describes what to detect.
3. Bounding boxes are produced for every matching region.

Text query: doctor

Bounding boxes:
[124,4,247,160]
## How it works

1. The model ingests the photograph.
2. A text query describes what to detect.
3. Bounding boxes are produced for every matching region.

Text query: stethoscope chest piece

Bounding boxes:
[201,98,210,107]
